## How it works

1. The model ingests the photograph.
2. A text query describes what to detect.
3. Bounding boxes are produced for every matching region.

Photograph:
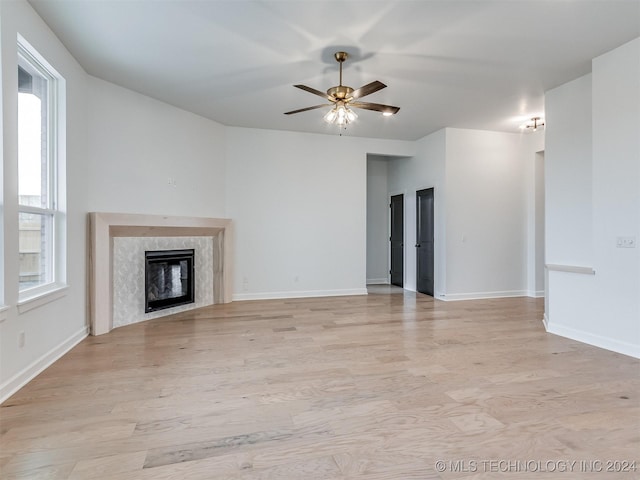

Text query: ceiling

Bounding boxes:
[28,0,640,141]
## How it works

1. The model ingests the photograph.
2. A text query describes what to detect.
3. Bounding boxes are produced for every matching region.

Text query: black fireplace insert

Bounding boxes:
[145,249,195,313]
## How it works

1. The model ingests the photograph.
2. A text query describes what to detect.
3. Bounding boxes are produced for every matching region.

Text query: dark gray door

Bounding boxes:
[416,188,434,296]
[390,194,404,287]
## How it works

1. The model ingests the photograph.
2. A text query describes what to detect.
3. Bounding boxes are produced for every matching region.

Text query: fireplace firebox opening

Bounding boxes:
[145,249,195,313]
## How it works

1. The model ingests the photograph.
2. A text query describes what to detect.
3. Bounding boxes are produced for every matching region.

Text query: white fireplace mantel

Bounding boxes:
[89,212,233,335]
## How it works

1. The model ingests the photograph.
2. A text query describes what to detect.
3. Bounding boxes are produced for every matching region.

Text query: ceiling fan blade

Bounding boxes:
[350,101,400,115]
[284,104,328,115]
[349,81,386,100]
[293,84,334,101]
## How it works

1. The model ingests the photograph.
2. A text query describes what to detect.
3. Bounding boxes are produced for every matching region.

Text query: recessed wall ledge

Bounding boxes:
[88,212,233,336]
[546,264,595,275]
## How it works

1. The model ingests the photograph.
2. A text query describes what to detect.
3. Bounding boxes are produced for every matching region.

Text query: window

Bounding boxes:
[17,40,64,297]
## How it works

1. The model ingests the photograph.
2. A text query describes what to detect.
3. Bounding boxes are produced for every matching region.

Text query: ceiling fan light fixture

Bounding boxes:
[324,103,357,125]
[323,108,337,124]
[382,111,394,117]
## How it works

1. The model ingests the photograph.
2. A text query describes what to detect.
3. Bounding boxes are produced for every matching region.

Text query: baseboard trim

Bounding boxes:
[0,326,89,404]
[545,321,640,359]
[527,290,545,298]
[439,290,528,302]
[366,278,388,285]
[542,312,550,331]
[233,288,368,302]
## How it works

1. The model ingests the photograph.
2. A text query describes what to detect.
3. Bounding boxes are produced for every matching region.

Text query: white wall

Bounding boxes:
[366,155,389,284]
[545,75,593,267]
[387,129,446,293]
[225,127,414,300]
[544,75,593,336]
[86,77,226,218]
[590,38,639,352]
[1,0,89,401]
[545,38,640,358]
[444,128,531,299]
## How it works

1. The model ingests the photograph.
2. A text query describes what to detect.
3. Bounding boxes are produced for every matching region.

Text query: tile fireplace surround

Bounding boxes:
[88,213,233,335]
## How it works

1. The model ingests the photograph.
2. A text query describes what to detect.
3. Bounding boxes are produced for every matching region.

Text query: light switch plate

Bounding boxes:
[616,236,636,248]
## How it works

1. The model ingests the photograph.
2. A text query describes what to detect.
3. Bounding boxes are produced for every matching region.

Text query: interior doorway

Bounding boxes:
[390,194,404,287]
[416,188,434,296]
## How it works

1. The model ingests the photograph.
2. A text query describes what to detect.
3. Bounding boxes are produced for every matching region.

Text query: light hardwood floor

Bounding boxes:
[1,291,639,479]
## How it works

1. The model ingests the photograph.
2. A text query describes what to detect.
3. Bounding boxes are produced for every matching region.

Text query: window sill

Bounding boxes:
[18,284,69,314]
[0,305,9,323]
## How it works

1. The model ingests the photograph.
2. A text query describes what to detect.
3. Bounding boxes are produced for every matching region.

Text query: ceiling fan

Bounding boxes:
[284,51,400,125]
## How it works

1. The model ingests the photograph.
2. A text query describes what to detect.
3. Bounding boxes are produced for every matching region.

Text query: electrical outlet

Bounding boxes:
[18,331,25,348]
[616,236,636,248]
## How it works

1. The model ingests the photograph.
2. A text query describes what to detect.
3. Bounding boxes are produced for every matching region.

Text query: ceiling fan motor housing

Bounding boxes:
[327,85,354,100]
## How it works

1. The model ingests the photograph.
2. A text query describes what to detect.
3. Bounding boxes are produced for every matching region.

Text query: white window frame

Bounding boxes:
[17,36,67,307]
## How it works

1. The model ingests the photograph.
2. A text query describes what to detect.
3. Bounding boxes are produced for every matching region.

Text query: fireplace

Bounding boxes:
[89,213,232,335]
[145,249,195,313]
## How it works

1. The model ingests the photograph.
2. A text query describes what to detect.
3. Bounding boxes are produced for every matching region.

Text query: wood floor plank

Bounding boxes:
[1,291,638,479]
[67,451,147,479]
